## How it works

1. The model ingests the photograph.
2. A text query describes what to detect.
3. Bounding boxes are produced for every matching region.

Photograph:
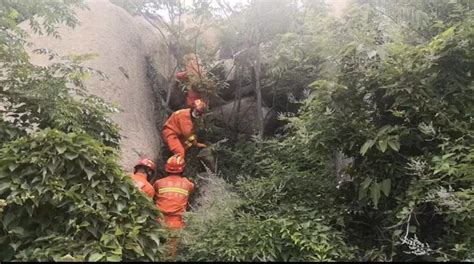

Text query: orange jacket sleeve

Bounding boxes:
[144,184,155,198]
[186,178,195,193]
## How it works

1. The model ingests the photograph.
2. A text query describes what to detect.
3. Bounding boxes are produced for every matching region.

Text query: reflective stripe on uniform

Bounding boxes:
[184,134,196,147]
[159,187,189,196]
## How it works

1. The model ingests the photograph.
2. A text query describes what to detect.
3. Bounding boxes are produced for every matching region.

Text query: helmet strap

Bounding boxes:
[191,109,200,119]
[146,171,154,182]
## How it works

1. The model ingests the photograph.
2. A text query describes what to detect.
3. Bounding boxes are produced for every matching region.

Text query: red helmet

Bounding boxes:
[134,158,156,173]
[165,155,185,174]
[193,99,207,114]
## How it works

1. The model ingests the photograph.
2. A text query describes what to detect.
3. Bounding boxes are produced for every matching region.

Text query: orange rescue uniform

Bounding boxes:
[131,172,155,198]
[154,175,194,229]
[162,109,197,159]
[176,71,203,108]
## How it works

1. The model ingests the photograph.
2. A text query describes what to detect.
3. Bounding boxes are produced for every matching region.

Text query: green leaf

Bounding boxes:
[0,182,10,193]
[106,255,122,262]
[65,152,79,160]
[3,210,16,227]
[376,125,392,137]
[119,185,130,199]
[360,139,375,156]
[361,177,373,190]
[393,229,403,237]
[116,201,125,212]
[91,180,100,188]
[84,167,96,180]
[358,186,367,200]
[147,233,162,247]
[378,139,388,153]
[8,164,18,172]
[0,170,9,179]
[86,225,98,238]
[381,179,391,197]
[10,241,21,251]
[9,226,24,236]
[88,252,105,262]
[136,215,147,224]
[100,233,114,246]
[55,145,67,154]
[442,153,455,159]
[115,227,124,236]
[112,246,122,255]
[388,138,400,152]
[131,244,144,256]
[80,221,90,227]
[370,182,381,209]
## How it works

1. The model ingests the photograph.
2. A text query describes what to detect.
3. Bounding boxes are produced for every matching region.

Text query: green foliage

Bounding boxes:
[181,164,354,262]
[0,53,121,148]
[1,1,120,148]
[182,212,354,262]
[0,129,167,261]
[261,32,325,113]
[181,1,473,262]
[0,1,167,261]
[2,0,472,262]
[276,14,474,261]
[213,138,266,182]
[0,0,86,37]
[366,0,473,41]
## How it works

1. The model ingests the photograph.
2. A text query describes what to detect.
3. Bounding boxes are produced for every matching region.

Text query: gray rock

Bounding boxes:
[21,0,173,172]
[211,97,278,135]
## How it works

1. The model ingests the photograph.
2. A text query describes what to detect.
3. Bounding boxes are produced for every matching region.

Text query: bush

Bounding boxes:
[0,129,167,261]
[273,17,474,261]
[182,212,354,262]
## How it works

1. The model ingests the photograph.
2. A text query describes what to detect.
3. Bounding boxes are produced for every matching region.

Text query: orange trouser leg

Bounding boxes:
[156,215,183,261]
[164,133,186,159]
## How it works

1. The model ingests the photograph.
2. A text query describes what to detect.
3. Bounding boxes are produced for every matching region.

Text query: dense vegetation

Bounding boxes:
[1,0,473,262]
[0,1,166,261]
[177,0,474,262]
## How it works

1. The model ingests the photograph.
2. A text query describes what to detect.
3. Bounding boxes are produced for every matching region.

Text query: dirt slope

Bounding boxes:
[21,0,174,171]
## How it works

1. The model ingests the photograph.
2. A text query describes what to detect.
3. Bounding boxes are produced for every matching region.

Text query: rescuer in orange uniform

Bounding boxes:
[154,154,194,229]
[162,99,208,159]
[131,159,156,198]
[175,53,206,108]
[154,155,194,259]
[176,71,203,108]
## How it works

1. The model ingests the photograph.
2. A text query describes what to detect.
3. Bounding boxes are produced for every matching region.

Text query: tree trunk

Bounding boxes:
[235,63,243,131]
[253,42,264,138]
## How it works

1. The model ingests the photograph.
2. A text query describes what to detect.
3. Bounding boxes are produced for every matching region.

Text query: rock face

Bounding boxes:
[211,97,278,135]
[22,0,174,171]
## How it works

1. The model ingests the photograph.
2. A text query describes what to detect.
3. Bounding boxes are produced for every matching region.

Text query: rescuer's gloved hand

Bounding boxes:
[196,142,207,148]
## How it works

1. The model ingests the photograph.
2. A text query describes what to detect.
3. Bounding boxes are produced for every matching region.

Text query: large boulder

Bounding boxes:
[211,97,278,135]
[21,0,174,171]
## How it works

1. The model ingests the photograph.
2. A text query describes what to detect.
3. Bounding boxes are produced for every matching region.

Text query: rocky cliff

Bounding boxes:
[21,0,175,171]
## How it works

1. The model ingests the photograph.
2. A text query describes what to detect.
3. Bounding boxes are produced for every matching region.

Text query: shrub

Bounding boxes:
[0,129,167,261]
